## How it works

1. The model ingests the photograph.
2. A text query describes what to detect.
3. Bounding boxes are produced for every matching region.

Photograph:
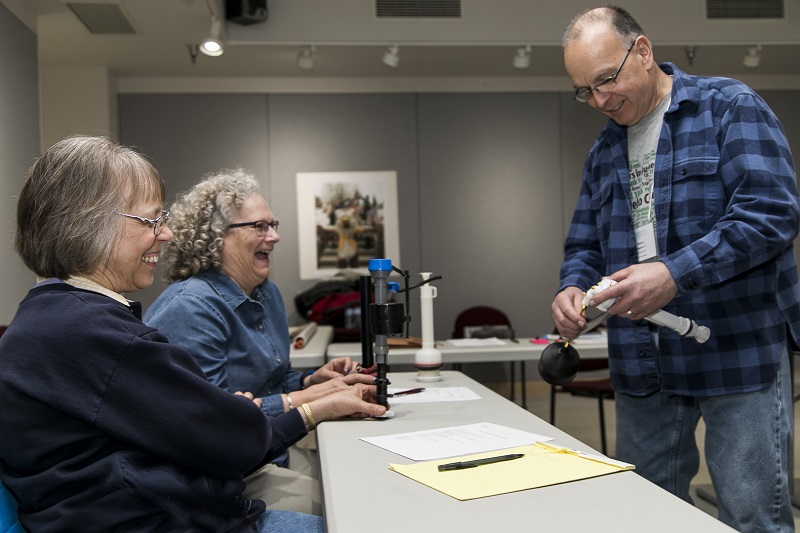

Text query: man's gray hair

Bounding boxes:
[562,5,645,49]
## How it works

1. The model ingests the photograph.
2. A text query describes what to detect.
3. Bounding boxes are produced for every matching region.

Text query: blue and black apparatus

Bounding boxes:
[359,258,441,409]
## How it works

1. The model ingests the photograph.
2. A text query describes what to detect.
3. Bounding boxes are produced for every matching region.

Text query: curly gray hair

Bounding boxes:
[161,168,261,283]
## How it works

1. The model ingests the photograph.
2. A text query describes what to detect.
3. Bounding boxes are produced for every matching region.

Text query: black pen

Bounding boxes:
[388,388,425,397]
[437,453,524,471]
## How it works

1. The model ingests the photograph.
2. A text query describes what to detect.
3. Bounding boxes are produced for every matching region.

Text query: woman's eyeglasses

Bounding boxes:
[117,210,170,236]
[226,220,280,237]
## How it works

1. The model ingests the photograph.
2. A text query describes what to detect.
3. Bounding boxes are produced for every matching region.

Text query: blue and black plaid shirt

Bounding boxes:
[560,63,800,397]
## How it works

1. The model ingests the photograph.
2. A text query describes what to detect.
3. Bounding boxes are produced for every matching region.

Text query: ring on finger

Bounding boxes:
[627,310,633,316]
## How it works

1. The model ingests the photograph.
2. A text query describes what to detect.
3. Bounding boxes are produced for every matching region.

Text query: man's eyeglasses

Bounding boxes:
[117,210,170,236]
[574,40,637,103]
[227,220,280,237]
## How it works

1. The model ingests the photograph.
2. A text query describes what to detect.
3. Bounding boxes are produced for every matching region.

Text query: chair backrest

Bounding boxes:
[452,306,512,339]
[0,328,22,532]
[0,479,22,533]
[577,357,609,372]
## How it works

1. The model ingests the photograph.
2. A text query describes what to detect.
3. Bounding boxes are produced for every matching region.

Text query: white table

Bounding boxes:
[316,371,734,533]
[289,325,334,369]
[326,337,609,407]
[326,336,609,364]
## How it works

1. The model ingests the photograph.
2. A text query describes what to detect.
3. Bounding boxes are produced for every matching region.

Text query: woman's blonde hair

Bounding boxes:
[161,168,260,283]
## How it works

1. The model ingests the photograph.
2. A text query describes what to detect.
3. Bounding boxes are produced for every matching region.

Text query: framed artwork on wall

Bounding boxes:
[296,170,401,280]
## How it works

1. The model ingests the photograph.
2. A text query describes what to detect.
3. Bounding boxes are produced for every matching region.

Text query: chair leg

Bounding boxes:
[549,385,556,425]
[598,394,607,456]
[520,361,527,409]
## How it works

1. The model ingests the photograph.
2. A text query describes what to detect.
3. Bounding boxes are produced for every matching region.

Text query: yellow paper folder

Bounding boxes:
[389,442,635,501]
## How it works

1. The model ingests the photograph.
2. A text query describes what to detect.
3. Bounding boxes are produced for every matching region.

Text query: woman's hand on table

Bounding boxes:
[290,374,374,407]
[307,383,387,423]
[304,356,358,387]
[234,390,262,408]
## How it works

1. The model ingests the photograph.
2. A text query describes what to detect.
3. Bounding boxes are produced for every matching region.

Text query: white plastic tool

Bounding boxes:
[581,279,710,344]
[415,272,443,382]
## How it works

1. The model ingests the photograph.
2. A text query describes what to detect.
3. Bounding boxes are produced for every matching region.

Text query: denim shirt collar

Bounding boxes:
[199,269,273,311]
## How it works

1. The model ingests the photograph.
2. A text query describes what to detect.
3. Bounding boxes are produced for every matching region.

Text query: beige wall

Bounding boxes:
[40,66,117,150]
[0,1,39,324]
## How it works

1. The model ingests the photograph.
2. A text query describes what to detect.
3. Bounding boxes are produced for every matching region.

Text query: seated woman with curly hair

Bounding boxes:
[145,168,374,515]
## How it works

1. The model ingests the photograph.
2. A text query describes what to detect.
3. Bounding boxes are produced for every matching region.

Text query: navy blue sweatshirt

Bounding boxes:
[0,283,307,532]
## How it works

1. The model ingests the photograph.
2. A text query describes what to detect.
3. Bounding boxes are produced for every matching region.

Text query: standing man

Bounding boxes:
[552,6,800,532]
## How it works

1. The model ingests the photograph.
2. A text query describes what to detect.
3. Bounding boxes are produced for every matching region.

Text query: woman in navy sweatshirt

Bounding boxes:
[0,135,386,532]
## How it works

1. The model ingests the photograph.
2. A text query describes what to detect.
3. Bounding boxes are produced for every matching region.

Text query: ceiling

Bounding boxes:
[18,0,800,83]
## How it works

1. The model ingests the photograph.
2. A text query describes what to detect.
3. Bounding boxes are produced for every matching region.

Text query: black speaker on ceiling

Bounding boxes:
[226,0,268,25]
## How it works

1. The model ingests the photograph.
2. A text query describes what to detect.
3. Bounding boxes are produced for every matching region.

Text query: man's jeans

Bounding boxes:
[616,351,794,533]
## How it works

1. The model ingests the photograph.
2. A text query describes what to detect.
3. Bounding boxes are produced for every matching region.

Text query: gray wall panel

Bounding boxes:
[418,93,564,340]
[759,92,800,270]
[0,3,39,324]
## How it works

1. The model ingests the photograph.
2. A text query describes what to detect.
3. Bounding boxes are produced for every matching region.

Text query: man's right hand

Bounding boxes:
[551,286,587,339]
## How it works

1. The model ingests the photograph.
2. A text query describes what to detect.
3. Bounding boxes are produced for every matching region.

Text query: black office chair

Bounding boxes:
[549,357,615,455]
[452,306,526,407]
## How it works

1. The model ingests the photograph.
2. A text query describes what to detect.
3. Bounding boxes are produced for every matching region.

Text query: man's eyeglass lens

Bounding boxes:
[574,40,636,103]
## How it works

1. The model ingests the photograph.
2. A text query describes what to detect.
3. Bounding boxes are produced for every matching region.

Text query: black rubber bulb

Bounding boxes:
[538,341,581,385]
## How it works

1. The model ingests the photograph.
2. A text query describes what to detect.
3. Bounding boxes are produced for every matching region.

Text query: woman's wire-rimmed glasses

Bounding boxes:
[574,39,637,103]
[226,220,280,237]
[117,210,170,236]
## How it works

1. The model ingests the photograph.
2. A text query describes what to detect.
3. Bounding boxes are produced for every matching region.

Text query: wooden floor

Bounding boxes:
[481,375,800,529]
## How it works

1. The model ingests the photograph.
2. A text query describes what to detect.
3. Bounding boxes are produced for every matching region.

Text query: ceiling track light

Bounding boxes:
[199,16,224,57]
[297,45,315,70]
[513,45,531,70]
[382,45,400,68]
[743,44,762,68]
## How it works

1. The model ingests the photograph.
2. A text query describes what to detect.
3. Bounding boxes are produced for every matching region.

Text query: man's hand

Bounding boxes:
[551,286,588,339]
[588,262,678,320]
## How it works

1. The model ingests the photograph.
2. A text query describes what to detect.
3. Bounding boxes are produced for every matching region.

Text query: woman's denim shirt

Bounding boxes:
[144,270,310,423]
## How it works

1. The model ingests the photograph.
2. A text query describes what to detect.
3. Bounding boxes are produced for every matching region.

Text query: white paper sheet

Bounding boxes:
[360,422,554,461]
[447,337,507,347]
[387,386,481,404]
